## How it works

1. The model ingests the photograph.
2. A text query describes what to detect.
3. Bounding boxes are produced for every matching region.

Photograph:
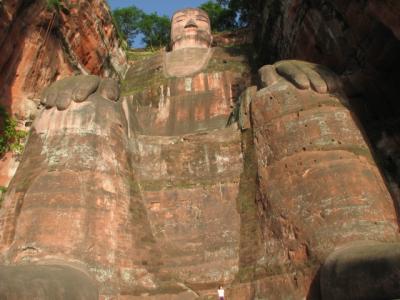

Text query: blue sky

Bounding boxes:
[107,0,211,17]
[107,0,212,47]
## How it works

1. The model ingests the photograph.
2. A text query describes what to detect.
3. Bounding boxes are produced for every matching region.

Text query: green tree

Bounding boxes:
[199,1,237,32]
[139,13,171,50]
[112,6,144,47]
[215,0,250,28]
[112,7,170,49]
[231,0,251,27]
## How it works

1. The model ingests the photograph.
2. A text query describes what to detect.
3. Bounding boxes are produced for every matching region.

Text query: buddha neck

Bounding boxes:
[164,47,213,78]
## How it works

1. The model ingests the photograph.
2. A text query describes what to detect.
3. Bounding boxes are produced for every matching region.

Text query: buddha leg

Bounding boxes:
[243,69,400,298]
[0,93,158,295]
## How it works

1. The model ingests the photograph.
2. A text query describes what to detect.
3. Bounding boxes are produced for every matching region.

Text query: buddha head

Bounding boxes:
[171,8,212,51]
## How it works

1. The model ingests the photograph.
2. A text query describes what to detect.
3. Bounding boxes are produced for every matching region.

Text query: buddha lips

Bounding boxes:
[172,30,212,48]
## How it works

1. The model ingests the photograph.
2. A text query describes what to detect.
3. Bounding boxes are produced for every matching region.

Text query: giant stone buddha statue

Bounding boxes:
[0,8,399,300]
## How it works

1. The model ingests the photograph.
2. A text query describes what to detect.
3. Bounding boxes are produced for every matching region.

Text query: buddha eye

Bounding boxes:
[196,18,208,23]
[175,18,185,23]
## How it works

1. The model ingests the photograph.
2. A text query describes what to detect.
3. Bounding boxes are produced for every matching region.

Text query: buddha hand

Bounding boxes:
[40,75,120,110]
[259,60,343,94]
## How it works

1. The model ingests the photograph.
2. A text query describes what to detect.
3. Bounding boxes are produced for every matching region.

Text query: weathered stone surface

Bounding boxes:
[0,95,137,295]
[1,5,400,300]
[115,291,198,300]
[0,264,98,300]
[0,153,19,189]
[132,128,242,288]
[321,241,400,300]
[164,48,213,77]
[227,271,314,300]
[0,0,127,187]
[0,0,126,116]
[251,0,400,208]
[247,78,399,299]
[121,48,250,136]
[40,75,101,109]
[0,38,250,297]
[212,28,253,47]
[171,8,212,51]
[252,0,400,73]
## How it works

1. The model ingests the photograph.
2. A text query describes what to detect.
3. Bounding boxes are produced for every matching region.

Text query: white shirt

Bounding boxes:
[218,288,224,297]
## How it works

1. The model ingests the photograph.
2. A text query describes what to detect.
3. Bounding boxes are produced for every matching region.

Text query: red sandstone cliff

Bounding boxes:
[250,0,400,231]
[0,1,400,298]
[0,0,127,119]
[0,0,127,187]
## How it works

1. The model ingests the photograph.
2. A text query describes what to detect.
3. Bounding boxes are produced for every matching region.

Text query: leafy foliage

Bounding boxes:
[216,0,250,28]
[199,0,249,32]
[112,6,144,47]
[139,13,171,50]
[0,186,6,208]
[46,0,61,10]
[199,1,237,32]
[0,106,27,157]
[112,6,170,49]
[112,0,250,49]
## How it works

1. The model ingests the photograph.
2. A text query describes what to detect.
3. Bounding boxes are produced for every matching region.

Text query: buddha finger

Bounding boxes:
[73,75,100,102]
[44,88,58,108]
[56,88,73,111]
[98,78,120,102]
[275,60,310,89]
[303,66,328,93]
[312,65,341,93]
[259,65,279,88]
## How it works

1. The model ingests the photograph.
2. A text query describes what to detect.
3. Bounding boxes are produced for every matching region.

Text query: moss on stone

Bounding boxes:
[206,46,250,74]
[129,200,148,222]
[121,46,251,98]
[126,50,158,62]
[139,176,239,192]
[0,186,6,207]
[235,129,264,283]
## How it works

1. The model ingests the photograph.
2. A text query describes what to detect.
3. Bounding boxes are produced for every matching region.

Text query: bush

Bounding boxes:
[0,106,27,157]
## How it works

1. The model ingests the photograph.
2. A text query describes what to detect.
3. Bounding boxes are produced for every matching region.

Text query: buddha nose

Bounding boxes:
[184,19,198,28]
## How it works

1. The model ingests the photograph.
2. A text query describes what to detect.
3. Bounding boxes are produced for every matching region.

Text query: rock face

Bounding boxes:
[0,0,126,118]
[0,0,126,187]
[118,48,249,296]
[1,3,400,300]
[0,264,98,300]
[229,78,400,299]
[251,0,400,207]
[0,46,251,298]
[320,241,400,300]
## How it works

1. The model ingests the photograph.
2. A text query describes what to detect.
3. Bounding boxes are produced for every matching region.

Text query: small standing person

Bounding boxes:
[218,285,225,300]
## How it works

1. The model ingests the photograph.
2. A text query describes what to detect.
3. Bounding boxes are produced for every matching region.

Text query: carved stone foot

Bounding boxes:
[321,241,400,300]
[0,264,98,300]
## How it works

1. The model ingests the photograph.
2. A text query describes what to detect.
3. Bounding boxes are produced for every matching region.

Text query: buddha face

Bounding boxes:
[171,8,212,51]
